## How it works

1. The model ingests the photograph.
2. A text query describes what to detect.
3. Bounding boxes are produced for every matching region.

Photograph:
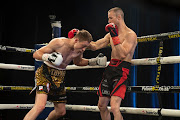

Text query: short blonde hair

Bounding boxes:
[75,29,93,43]
[108,7,124,20]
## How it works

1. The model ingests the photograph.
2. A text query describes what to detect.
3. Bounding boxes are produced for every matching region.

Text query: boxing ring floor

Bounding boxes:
[1,31,180,120]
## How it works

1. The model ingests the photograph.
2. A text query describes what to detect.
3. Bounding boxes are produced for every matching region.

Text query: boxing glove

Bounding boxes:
[105,23,120,45]
[68,28,79,38]
[88,53,107,66]
[42,52,63,66]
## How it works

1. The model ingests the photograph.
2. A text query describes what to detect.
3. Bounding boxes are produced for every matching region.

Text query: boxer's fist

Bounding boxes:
[88,53,107,66]
[97,53,107,66]
[42,52,63,66]
[105,23,120,45]
[68,28,79,38]
[105,23,118,37]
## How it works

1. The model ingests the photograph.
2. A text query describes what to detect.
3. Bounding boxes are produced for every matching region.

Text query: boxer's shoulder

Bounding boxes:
[51,37,68,43]
[125,28,137,38]
[49,37,68,47]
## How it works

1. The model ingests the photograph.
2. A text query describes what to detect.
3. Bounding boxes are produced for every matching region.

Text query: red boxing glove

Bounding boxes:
[105,23,120,45]
[68,28,79,38]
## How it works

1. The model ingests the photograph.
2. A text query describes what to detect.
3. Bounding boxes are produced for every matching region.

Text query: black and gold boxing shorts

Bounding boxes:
[35,63,67,103]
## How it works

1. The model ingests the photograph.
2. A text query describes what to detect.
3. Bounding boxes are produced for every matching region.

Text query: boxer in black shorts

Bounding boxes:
[97,59,131,99]
[88,7,137,120]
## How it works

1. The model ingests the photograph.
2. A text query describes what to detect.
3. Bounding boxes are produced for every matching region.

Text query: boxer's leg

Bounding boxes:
[110,96,123,120]
[24,92,47,120]
[47,102,66,120]
[98,96,111,120]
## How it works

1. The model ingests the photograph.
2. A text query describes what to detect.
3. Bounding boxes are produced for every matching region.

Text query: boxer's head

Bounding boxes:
[74,29,92,43]
[73,29,93,52]
[108,7,124,25]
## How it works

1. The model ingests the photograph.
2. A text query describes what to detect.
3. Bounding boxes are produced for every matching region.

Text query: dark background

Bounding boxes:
[0,0,180,120]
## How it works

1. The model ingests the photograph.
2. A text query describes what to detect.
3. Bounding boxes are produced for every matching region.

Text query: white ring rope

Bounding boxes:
[0,63,35,71]
[0,104,179,117]
[0,56,180,71]
[131,56,180,65]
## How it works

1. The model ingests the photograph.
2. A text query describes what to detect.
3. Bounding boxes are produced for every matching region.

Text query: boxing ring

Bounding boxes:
[0,31,180,119]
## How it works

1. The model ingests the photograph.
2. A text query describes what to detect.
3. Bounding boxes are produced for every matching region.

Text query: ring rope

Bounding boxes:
[0,31,180,53]
[0,86,33,91]
[0,63,35,71]
[1,86,180,93]
[0,55,180,71]
[0,45,35,53]
[137,31,180,42]
[0,104,179,117]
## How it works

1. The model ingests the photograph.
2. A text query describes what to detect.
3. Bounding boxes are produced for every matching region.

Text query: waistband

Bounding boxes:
[42,63,66,77]
[109,59,131,67]
[44,61,65,70]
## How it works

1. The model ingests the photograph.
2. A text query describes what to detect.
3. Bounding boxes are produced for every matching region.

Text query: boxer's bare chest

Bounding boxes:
[56,45,81,65]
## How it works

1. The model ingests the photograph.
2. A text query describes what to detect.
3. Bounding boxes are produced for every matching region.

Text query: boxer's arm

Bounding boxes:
[88,33,110,51]
[33,38,63,60]
[115,32,137,58]
[73,53,107,66]
[73,54,89,66]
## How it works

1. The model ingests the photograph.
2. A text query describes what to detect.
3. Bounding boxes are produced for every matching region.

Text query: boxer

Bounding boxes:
[88,7,138,120]
[24,29,107,120]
